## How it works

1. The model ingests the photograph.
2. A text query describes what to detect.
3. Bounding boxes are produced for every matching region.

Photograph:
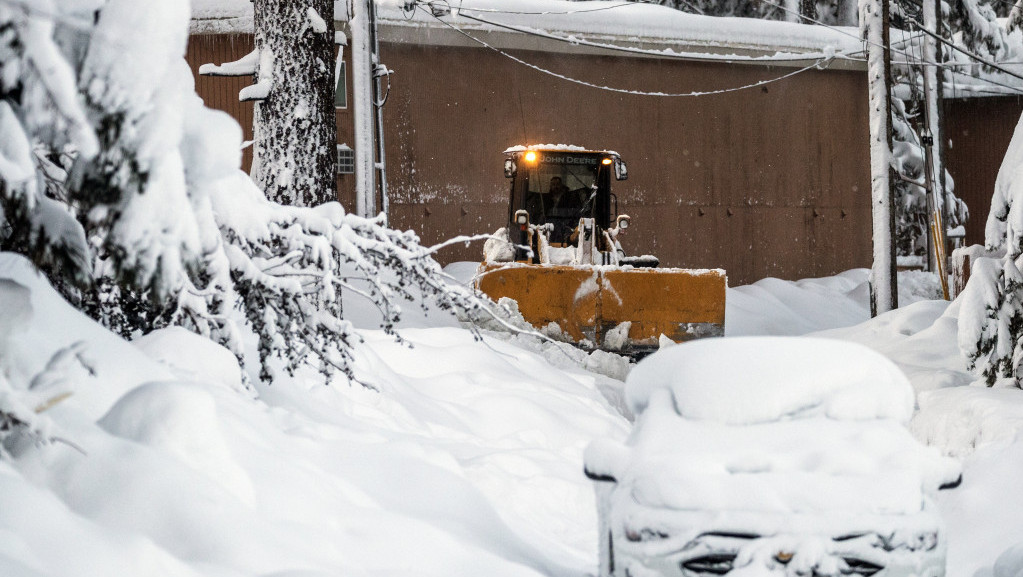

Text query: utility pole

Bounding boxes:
[352,0,376,218]
[922,0,950,297]
[370,0,390,224]
[923,0,948,264]
[862,0,899,315]
[350,0,390,220]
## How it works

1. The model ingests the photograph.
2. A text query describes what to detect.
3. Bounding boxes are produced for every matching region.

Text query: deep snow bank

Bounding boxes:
[0,252,629,577]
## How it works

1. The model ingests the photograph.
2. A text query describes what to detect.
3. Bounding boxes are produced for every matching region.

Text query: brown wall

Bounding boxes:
[189,30,876,285]
[375,42,873,285]
[186,34,256,171]
[187,33,360,204]
[943,95,1023,247]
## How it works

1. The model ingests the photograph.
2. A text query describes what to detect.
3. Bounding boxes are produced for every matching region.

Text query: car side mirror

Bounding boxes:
[583,438,630,484]
[504,158,517,178]
[584,467,617,483]
[614,157,628,181]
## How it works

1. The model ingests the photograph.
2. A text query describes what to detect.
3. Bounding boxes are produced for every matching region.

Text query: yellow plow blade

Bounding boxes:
[476,264,726,351]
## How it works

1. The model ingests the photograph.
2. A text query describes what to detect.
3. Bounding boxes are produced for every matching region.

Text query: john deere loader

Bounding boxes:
[476,145,726,354]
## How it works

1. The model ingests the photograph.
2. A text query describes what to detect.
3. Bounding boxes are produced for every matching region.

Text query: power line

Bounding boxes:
[417,3,836,97]
[453,0,711,16]
[755,0,1023,92]
[455,9,850,64]
[448,0,647,16]
[755,0,928,63]
[946,64,1023,94]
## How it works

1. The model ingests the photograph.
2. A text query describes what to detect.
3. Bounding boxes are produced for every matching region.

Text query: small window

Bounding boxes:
[337,144,354,174]
[334,61,347,108]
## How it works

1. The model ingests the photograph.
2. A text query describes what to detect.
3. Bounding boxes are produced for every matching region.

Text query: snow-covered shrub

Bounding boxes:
[958,113,1023,386]
[0,0,490,386]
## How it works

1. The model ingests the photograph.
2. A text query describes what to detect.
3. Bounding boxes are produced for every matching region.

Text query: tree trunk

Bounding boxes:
[252,0,337,207]
[799,0,817,22]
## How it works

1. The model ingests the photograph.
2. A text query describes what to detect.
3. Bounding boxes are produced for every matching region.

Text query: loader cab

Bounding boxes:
[504,148,627,248]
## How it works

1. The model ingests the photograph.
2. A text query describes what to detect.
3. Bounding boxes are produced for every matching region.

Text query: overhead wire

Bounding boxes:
[946,63,1023,93]
[754,0,927,62]
[755,0,1023,92]
[454,8,849,63]
[413,1,838,97]
[446,0,646,16]
[454,0,711,16]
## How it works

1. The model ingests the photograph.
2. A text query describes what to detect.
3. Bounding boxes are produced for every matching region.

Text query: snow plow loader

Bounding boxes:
[476,146,726,354]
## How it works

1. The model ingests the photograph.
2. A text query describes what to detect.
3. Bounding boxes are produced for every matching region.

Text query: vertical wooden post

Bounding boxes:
[863,0,899,315]
[352,0,376,217]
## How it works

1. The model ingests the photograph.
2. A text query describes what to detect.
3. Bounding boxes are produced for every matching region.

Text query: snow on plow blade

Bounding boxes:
[476,264,726,351]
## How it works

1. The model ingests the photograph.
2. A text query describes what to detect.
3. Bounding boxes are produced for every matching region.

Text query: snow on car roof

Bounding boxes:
[625,336,915,425]
[585,337,961,523]
[503,144,620,156]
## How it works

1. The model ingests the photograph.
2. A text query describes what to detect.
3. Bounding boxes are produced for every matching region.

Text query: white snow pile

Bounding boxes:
[0,252,629,577]
[584,337,960,577]
[726,268,941,336]
[624,337,916,424]
[593,338,959,516]
[6,236,1023,577]
[814,296,1023,577]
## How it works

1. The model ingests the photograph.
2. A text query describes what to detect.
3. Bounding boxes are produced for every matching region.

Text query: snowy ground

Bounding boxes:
[1,254,1022,577]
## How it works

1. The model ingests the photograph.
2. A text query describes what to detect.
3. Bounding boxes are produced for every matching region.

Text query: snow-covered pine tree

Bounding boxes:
[958,113,1023,386]
[0,0,493,388]
[947,0,1010,63]
[0,0,99,287]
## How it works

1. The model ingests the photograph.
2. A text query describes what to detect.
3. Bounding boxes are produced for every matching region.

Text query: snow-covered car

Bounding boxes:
[584,337,961,577]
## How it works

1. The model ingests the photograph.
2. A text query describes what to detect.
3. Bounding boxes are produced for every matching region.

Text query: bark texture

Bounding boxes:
[252,0,337,206]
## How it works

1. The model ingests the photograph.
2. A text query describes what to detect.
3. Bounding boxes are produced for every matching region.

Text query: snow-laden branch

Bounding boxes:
[200,49,259,77]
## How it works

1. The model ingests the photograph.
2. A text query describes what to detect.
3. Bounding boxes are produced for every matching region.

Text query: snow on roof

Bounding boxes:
[376,0,864,60]
[190,0,864,61]
[190,0,253,34]
[625,336,915,425]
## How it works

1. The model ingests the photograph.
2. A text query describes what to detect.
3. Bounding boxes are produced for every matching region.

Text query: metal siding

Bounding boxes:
[189,31,878,285]
[943,95,1023,248]
[185,34,257,173]
[378,42,873,284]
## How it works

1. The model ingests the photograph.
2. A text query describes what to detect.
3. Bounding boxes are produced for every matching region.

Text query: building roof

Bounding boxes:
[190,0,253,34]
[377,0,863,62]
[190,0,863,66]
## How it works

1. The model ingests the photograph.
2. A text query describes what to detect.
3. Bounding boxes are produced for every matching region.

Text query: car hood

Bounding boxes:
[606,394,960,517]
